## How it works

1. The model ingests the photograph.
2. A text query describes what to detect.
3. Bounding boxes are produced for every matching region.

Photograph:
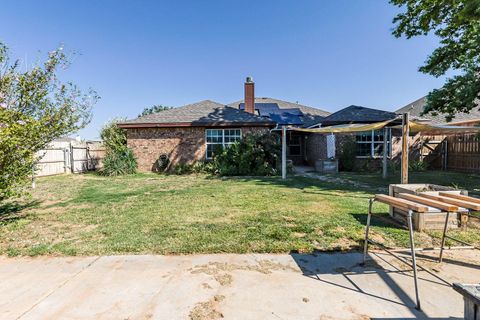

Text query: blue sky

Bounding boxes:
[1,1,444,139]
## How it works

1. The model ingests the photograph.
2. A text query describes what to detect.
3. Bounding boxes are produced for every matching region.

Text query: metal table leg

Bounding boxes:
[439,211,450,263]
[407,209,421,310]
[363,198,374,265]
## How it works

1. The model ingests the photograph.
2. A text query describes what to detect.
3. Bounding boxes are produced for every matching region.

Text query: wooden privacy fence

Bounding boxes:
[446,134,480,173]
[35,140,105,177]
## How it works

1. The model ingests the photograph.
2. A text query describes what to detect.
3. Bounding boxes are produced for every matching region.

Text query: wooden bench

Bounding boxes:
[439,192,480,205]
[364,194,423,310]
[375,194,429,212]
[398,193,459,212]
[419,193,480,211]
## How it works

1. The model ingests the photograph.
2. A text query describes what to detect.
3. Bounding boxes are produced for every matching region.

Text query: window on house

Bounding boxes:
[205,129,242,159]
[355,129,391,158]
[287,134,302,156]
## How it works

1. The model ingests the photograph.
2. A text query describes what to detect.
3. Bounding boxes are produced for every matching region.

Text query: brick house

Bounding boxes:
[118,78,330,171]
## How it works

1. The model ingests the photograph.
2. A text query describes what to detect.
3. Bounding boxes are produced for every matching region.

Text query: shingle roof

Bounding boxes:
[395,96,480,125]
[320,105,398,126]
[119,100,275,127]
[228,97,330,128]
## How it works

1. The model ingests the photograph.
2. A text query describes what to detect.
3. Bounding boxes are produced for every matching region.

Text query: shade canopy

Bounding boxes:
[291,118,480,135]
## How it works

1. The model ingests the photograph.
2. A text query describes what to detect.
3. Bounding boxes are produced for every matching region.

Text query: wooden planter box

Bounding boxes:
[315,159,338,173]
[388,184,468,231]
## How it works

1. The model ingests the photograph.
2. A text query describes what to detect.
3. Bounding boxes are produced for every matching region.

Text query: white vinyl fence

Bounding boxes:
[35,140,105,177]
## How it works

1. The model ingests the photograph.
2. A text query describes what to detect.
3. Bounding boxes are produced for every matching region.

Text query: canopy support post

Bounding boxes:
[401,113,409,184]
[282,126,287,180]
[382,127,388,179]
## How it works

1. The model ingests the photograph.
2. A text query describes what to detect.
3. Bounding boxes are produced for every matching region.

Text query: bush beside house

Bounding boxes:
[100,119,138,176]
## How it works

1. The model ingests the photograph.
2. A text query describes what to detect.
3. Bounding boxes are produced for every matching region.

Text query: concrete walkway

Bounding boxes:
[1,250,479,319]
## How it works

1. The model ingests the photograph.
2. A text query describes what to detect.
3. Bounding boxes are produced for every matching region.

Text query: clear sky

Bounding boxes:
[1,0,445,139]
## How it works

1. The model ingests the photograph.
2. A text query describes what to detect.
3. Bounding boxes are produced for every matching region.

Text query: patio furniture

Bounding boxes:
[363,192,480,311]
[363,194,425,310]
[453,283,480,320]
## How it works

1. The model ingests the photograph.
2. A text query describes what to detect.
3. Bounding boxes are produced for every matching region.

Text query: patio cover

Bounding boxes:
[291,119,480,134]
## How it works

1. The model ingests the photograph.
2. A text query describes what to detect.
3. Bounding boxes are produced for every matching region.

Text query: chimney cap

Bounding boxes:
[245,76,254,83]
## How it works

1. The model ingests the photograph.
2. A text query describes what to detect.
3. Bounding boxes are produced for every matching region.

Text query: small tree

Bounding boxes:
[337,136,356,171]
[99,119,137,176]
[0,42,98,200]
[138,104,172,117]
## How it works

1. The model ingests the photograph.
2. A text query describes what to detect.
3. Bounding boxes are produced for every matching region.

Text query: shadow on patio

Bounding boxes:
[289,249,477,319]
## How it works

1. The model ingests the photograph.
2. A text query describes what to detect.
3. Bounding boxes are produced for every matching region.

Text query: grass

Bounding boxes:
[0,171,479,256]
[327,171,480,196]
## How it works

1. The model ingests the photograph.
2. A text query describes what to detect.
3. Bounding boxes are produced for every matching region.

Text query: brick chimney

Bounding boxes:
[244,76,255,114]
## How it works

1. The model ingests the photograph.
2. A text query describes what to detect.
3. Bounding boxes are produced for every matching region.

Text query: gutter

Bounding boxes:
[117,121,276,129]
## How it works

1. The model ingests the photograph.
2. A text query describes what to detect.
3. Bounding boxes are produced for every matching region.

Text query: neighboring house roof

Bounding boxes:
[118,100,275,128]
[396,96,480,125]
[320,105,398,126]
[228,97,330,128]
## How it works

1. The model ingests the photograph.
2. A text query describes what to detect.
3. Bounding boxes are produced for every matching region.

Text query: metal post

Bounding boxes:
[282,126,287,180]
[439,211,450,263]
[31,166,36,189]
[382,127,388,179]
[401,113,410,184]
[407,209,421,310]
[69,142,74,174]
[64,148,69,173]
[363,198,374,264]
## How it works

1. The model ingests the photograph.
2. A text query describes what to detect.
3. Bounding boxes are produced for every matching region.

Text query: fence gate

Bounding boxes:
[420,140,447,170]
[35,141,104,177]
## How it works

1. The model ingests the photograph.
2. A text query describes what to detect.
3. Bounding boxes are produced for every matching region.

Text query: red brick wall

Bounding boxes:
[305,133,327,166]
[126,126,269,171]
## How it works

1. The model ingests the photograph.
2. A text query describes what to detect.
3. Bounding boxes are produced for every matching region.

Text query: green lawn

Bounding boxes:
[1,171,479,256]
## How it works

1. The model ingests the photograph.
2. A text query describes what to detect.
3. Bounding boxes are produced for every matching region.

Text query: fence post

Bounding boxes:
[69,142,74,173]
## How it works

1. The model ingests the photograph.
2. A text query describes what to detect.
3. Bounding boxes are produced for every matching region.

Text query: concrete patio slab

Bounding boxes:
[0,250,478,319]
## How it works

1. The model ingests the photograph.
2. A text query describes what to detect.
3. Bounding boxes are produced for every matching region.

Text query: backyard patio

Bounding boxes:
[1,171,479,256]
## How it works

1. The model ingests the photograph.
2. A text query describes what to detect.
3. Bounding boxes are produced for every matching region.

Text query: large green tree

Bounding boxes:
[391,0,480,120]
[0,42,98,200]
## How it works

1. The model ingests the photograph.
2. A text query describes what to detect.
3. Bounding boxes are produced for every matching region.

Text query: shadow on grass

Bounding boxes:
[352,212,405,229]
[0,201,40,223]
[223,175,376,195]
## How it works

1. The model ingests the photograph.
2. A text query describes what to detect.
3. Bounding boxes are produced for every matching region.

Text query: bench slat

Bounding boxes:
[375,194,429,212]
[419,193,480,211]
[398,193,459,212]
[439,192,480,205]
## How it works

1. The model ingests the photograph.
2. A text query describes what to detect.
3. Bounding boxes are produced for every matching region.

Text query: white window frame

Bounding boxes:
[355,129,392,158]
[205,128,242,160]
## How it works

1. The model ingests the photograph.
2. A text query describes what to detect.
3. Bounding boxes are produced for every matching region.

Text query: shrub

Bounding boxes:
[99,119,138,176]
[173,163,193,175]
[100,148,137,176]
[172,161,217,175]
[338,136,356,171]
[409,159,428,172]
[214,132,280,176]
[192,161,217,174]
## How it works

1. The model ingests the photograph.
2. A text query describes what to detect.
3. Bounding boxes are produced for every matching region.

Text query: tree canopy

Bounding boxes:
[391,0,480,120]
[138,104,172,117]
[0,42,98,200]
